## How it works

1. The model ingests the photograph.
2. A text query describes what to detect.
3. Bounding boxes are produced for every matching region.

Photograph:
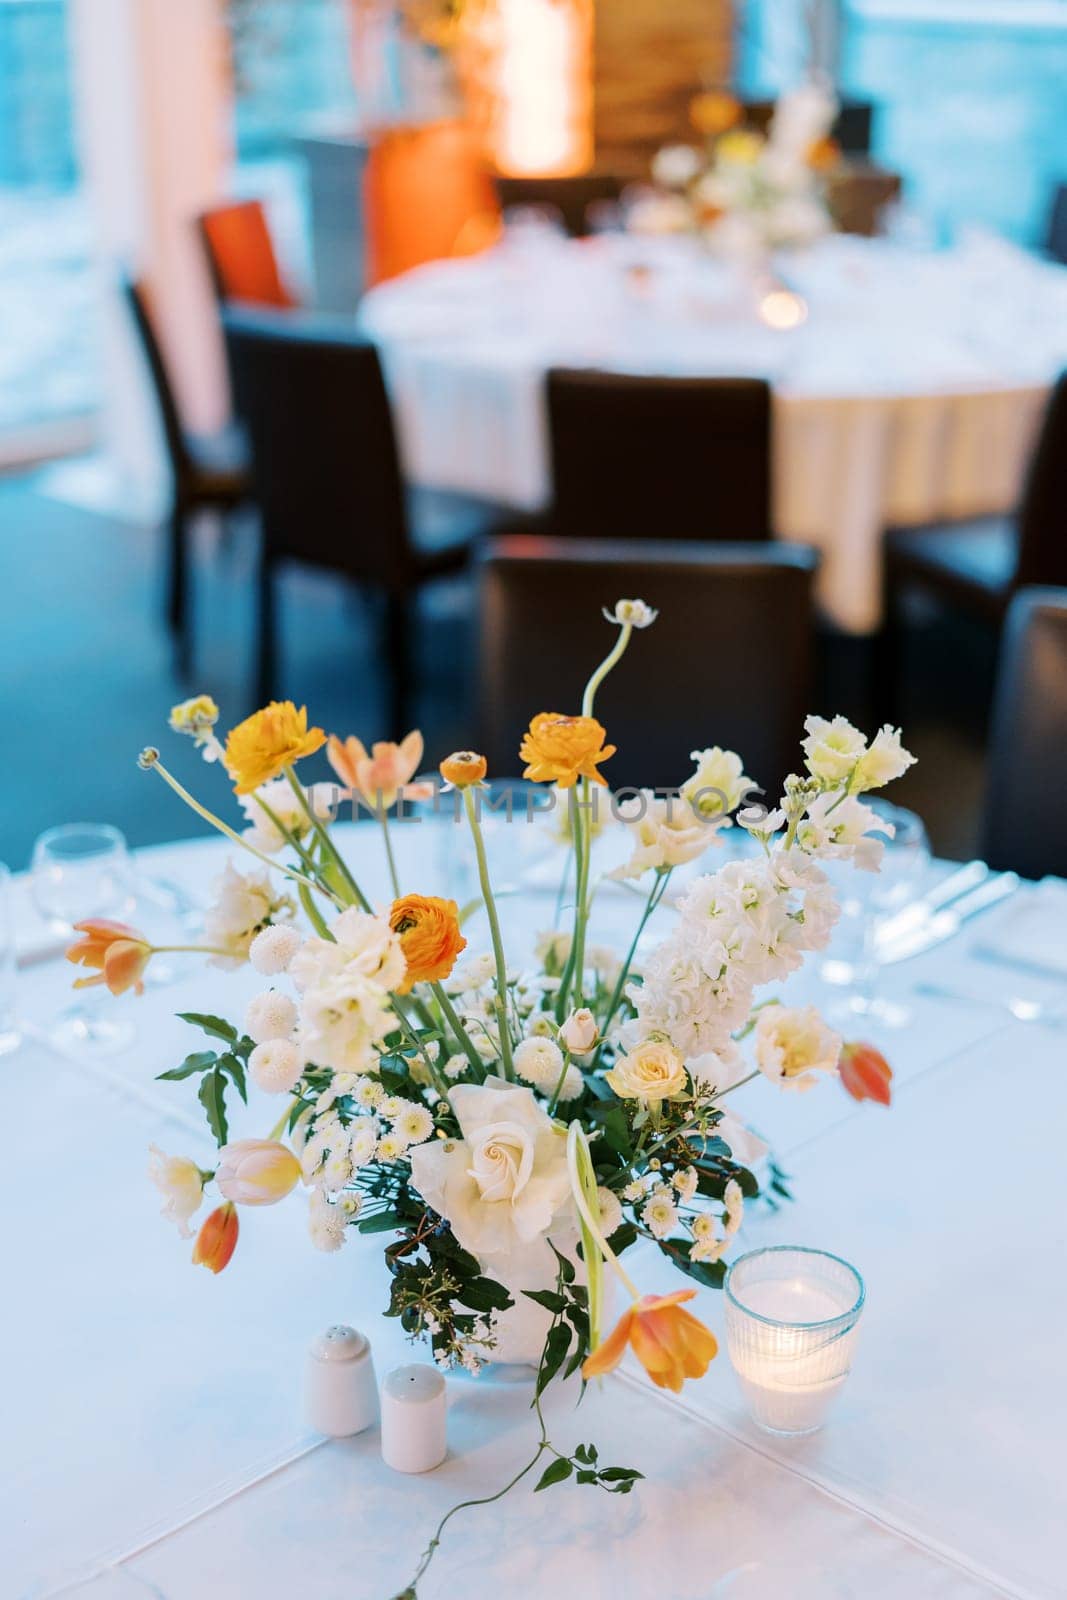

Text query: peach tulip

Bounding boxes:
[327,730,433,811]
[215,1139,301,1206]
[839,1042,893,1106]
[192,1202,239,1274]
[583,1289,718,1393]
[67,918,152,996]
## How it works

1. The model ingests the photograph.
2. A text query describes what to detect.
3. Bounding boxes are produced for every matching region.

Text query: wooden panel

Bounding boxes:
[593,0,733,175]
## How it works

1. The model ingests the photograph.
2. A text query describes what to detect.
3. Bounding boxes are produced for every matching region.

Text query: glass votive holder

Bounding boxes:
[724,1246,865,1436]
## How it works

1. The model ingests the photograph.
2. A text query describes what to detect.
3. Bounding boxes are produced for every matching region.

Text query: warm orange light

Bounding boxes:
[490,0,592,176]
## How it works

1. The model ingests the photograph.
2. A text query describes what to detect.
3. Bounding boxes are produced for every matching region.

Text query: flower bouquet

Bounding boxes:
[631,82,840,259]
[69,598,908,1595]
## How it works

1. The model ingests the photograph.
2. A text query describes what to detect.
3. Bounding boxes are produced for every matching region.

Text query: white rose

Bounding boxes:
[147,1144,203,1237]
[605,1039,688,1104]
[853,725,916,791]
[245,990,298,1044]
[801,715,867,784]
[249,1037,303,1094]
[409,1080,573,1276]
[559,1008,599,1055]
[755,1004,842,1092]
[513,1036,565,1092]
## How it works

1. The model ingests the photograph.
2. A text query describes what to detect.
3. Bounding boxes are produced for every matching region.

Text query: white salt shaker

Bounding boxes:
[380,1363,448,1473]
[305,1325,378,1437]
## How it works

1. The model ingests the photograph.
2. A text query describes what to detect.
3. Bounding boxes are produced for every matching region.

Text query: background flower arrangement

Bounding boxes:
[69,599,909,1595]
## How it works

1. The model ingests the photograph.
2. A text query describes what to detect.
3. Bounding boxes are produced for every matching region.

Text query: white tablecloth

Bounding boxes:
[7,825,1067,1599]
[359,231,1067,633]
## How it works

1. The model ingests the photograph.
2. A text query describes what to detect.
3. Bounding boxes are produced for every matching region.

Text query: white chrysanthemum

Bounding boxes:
[691,1235,726,1264]
[249,1037,303,1095]
[513,1035,565,1092]
[393,1104,435,1147]
[376,1133,408,1163]
[643,1189,679,1240]
[308,1189,347,1252]
[349,1121,380,1167]
[622,1176,649,1203]
[445,953,495,993]
[249,923,302,976]
[443,1053,470,1081]
[245,990,298,1045]
[524,1012,557,1040]
[338,1192,363,1220]
[691,1212,716,1240]
[595,1186,623,1237]
[353,1077,383,1109]
[673,1166,698,1202]
[379,1095,406,1120]
[321,1149,353,1191]
[724,1178,744,1234]
[554,1065,585,1102]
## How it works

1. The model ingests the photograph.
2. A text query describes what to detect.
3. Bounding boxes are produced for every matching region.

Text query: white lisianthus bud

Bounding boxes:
[603,598,658,630]
[249,1038,303,1094]
[245,990,298,1044]
[249,924,302,976]
[513,1035,565,1091]
[559,1007,599,1055]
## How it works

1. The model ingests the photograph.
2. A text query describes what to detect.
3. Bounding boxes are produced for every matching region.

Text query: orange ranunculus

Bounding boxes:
[192,1202,239,1274]
[583,1290,718,1393]
[66,918,153,996]
[807,135,841,172]
[519,713,616,789]
[690,90,742,137]
[224,702,326,795]
[439,750,487,789]
[839,1042,893,1106]
[389,893,466,992]
[327,729,433,811]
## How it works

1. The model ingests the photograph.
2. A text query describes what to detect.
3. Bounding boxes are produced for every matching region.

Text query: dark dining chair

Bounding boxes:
[123,276,250,657]
[879,373,1067,715]
[478,535,819,797]
[221,307,473,725]
[982,588,1067,879]
[545,370,773,541]
[494,172,625,237]
[197,198,297,309]
[1046,184,1067,266]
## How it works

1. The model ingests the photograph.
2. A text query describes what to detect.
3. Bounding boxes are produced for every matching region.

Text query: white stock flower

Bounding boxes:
[797,792,887,872]
[559,1008,599,1055]
[595,1186,623,1238]
[147,1145,203,1238]
[853,725,916,791]
[683,747,751,822]
[249,1038,303,1095]
[686,1040,746,1097]
[290,909,405,993]
[513,1036,565,1093]
[392,1103,435,1147]
[801,715,867,784]
[245,990,298,1045]
[755,1004,842,1092]
[652,144,702,188]
[409,1080,573,1277]
[603,598,658,629]
[614,791,709,879]
[249,923,302,977]
[204,861,295,969]
[643,1188,679,1240]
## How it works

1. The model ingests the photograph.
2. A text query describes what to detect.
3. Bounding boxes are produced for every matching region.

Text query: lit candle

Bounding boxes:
[724,1247,865,1435]
[304,1324,379,1438]
[380,1363,448,1474]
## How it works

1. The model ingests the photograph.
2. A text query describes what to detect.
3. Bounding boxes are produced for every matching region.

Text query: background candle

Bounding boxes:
[380,1363,448,1473]
[305,1324,379,1438]
[724,1246,865,1435]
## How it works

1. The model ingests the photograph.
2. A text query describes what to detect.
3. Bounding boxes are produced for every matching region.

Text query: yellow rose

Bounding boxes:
[606,1040,688,1105]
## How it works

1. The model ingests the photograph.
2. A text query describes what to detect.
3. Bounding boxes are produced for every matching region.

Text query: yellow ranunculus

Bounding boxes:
[224,702,326,795]
[519,713,616,789]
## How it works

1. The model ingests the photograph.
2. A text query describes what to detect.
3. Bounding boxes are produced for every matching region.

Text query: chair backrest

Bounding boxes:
[1046,184,1067,265]
[494,172,624,237]
[198,199,296,309]
[982,587,1067,879]
[121,275,190,484]
[546,370,772,541]
[478,534,818,797]
[1015,372,1067,588]
[221,307,411,584]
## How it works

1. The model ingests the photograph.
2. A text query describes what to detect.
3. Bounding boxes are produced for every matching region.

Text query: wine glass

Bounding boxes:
[30,823,136,1053]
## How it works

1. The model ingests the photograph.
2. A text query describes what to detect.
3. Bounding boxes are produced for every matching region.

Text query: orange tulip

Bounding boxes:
[224,701,326,795]
[389,893,466,992]
[192,1202,239,1274]
[439,750,487,789]
[519,713,616,789]
[839,1042,893,1106]
[66,918,152,996]
[327,730,433,811]
[583,1289,718,1393]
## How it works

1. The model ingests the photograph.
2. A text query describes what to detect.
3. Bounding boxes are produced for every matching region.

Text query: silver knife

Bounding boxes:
[877,872,1020,965]
[875,860,989,949]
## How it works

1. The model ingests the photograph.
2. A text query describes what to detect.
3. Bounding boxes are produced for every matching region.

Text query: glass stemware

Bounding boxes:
[30,823,135,1054]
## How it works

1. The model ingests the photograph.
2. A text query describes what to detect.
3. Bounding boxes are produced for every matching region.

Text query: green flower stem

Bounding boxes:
[149,943,235,958]
[379,808,401,898]
[267,1099,297,1141]
[581,621,633,719]
[594,868,673,1062]
[283,765,371,912]
[391,993,451,1097]
[462,786,513,1080]
[545,1043,574,1118]
[251,793,321,880]
[298,880,331,939]
[568,777,594,1009]
[428,981,486,1080]
[144,757,334,902]
[567,1122,637,1352]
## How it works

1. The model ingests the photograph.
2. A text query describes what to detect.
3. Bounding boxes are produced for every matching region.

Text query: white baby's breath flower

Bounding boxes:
[513,1035,565,1092]
[249,923,302,976]
[393,1103,435,1147]
[595,1186,623,1238]
[673,1166,699,1202]
[643,1189,679,1240]
[249,1038,303,1095]
[245,990,298,1045]
[603,597,659,629]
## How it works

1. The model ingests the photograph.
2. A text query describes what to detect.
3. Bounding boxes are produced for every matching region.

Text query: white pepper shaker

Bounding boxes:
[380,1363,448,1473]
[305,1325,378,1437]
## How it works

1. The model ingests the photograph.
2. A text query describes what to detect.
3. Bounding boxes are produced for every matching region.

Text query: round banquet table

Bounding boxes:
[358,229,1067,633]
[6,820,1067,1598]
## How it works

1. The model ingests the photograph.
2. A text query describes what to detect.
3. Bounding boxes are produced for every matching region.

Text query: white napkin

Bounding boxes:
[973,879,1067,979]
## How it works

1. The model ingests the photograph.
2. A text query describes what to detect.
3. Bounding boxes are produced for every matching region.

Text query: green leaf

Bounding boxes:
[536,1320,573,1398]
[457,1275,513,1313]
[548,1240,576,1284]
[357,1209,405,1234]
[216,1051,248,1104]
[576,1469,597,1485]
[198,1067,228,1146]
[178,1012,238,1045]
[597,1466,642,1482]
[157,1050,217,1083]
[534,1457,573,1492]
[522,1289,567,1314]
